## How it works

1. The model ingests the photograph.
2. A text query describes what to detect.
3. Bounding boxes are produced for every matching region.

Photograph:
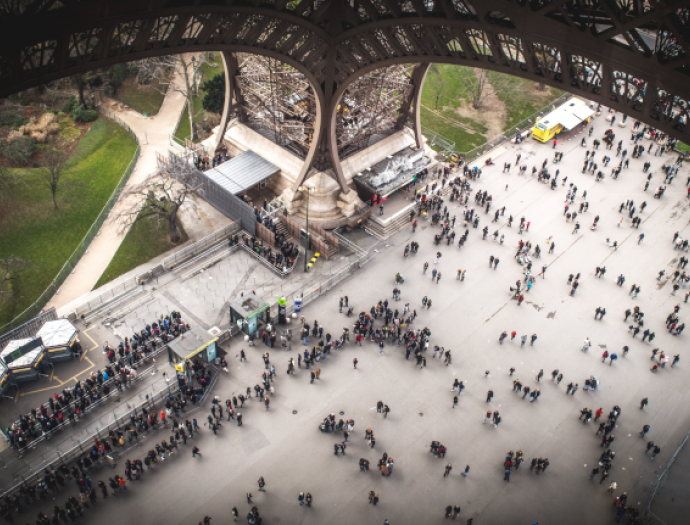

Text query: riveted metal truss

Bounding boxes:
[235,53,317,160]
[2,0,690,194]
[336,63,415,159]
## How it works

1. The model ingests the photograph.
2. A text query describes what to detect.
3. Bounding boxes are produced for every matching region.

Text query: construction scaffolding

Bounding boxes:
[235,54,316,160]
[336,64,416,159]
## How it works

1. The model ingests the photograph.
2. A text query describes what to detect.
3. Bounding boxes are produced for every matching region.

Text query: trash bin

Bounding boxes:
[294,296,302,314]
[278,298,287,324]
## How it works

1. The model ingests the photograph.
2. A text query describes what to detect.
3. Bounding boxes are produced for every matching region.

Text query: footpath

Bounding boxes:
[47,60,229,312]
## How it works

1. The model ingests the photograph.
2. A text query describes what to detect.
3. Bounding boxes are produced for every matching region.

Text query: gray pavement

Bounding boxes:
[3,112,690,525]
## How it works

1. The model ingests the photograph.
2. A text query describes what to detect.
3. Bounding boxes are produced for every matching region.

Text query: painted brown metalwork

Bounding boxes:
[2,0,690,193]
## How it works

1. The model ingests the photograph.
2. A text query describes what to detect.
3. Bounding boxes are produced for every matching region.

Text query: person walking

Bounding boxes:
[444,463,453,477]
[487,390,494,402]
[192,446,201,457]
[504,469,510,482]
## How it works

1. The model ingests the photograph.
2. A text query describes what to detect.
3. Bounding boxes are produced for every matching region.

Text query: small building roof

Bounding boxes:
[204,150,280,195]
[167,326,217,361]
[36,319,78,348]
[1,337,45,368]
[229,294,270,320]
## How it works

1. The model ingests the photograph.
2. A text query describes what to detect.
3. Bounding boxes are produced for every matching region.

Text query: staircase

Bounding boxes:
[275,217,290,241]
[364,180,461,239]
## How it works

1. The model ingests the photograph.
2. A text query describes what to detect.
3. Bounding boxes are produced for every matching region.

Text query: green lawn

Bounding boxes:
[116,72,170,116]
[420,64,566,151]
[420,106,487,152]
[421,64,473,111]
[485,71,565,133]
[94,214,188,289]
[174,56,224,143]
[675,142,690,154]
[0,118,138,327]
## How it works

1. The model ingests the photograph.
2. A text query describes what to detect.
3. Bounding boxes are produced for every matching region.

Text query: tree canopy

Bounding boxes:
[201,74,225,115]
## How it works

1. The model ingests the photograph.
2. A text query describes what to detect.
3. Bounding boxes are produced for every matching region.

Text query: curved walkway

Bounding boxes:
[46,69,189,311]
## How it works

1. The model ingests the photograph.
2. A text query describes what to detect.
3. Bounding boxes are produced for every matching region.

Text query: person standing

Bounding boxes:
[444,463,453,477]
[504,469,510,482]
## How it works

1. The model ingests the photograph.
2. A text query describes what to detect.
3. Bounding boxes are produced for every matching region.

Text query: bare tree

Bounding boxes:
[0,255,30,302]
[457,68,516,110]
[114,153,201,243]
[135,53,216,140]
[429,64,445,109]
[39,148,68,209]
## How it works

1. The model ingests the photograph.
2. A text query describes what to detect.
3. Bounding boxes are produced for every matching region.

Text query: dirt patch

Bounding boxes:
[459,69,506,140]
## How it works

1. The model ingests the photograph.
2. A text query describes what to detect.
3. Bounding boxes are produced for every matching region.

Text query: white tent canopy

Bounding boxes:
[36,319,78,348]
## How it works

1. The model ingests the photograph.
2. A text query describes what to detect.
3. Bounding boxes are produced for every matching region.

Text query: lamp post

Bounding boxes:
[299,185,313,272]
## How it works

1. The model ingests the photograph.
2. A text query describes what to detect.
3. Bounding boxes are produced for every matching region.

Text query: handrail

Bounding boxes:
[0,381,183,500]
[331,229,367,256]
[6,344,169,450]
[237,242,300,277]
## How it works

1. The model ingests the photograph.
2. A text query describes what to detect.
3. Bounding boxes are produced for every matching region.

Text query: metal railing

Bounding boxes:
[1,378,181,499]
[0,111,141,335]
[6,346,169,452]
[421,126,456,154]
[262,242,378,322]
[645,427,690,524]
[71,222,239,319]
[0,308,57,351]
[331,229,367,256]
[238,242,300,277]
[422,92,573,165]
[162,223,239,269]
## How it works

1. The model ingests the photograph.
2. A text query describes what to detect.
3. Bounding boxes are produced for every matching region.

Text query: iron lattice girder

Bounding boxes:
[3,0,690,192]
[235,54,317,158]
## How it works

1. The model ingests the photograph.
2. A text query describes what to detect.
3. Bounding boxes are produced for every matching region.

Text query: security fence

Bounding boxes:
[1,376,179,498]
[644,427,690,524]
[0,308,57,351]
[0,111,140,336]
[422,92,572,165]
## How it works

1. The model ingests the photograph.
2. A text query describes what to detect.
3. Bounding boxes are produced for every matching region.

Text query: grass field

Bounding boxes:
[116,73,169,116]
[420,64,488,151]
[0,118,138,327]
[421,65,565,152]
[94,214,188,289]
[675,142,690,154]
[174,57,224,143]
[485,71,565,133]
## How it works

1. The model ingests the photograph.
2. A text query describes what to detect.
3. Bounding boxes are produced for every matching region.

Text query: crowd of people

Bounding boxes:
[231,233,299,273]
[4,312,189,450]
[3,109,688,524]
[0,388,202,524]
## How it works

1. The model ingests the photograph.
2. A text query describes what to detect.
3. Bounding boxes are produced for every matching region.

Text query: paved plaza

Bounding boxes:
[3,112,690,525]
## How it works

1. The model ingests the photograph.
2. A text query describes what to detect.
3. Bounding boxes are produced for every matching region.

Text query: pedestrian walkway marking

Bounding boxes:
[17,356,96,399]
[81,326,99,361]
